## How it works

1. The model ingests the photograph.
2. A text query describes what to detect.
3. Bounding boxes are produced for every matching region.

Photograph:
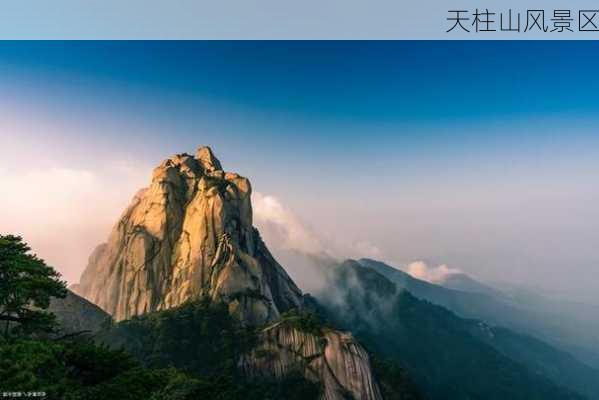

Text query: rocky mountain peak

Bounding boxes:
[75,147,383,400]
[195,145,223,172]
[77,147,302,324]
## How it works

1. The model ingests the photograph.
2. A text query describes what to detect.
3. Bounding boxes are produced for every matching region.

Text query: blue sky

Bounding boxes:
[3,41,599,120]
[1,41,598,301]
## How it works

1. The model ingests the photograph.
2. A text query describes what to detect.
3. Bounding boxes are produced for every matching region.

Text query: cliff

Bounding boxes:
[76,146,383,400]
[77,147,302,324]
[240,319,382,400]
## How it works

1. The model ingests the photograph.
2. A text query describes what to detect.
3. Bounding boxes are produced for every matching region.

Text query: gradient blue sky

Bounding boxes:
[1,42,598,301]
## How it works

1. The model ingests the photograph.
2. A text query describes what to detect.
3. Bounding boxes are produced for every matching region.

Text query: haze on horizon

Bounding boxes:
[1,42,598,304]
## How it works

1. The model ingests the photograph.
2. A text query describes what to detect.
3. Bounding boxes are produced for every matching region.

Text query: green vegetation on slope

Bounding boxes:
[314,261,588,400]
[370,357,427,400]
[97,291,426,400]
[1,235,321,400]
[0,301,323,400]
[1,337,187,400]
[96,298,323,400]
[278,308,326,336]
[358,257,599,372]
[96,298,253,377]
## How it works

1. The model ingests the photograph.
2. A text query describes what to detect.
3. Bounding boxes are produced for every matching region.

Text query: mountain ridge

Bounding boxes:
[312,259,597,399]
[356,258,599,369]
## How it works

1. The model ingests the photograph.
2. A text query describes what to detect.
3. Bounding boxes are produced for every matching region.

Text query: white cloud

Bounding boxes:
[252,192,323,254]
[252,192,387,260]
[0,162,149,284]
[405,261,462,283]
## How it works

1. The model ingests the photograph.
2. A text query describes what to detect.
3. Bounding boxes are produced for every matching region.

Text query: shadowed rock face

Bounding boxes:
[77,146,302,324]
[48,289,111,335]
[76,146,382,400]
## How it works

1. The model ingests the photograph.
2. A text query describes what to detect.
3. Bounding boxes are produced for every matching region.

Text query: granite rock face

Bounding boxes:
[77,147,302,324]
[76,147,382,399]
[240,321,383,400]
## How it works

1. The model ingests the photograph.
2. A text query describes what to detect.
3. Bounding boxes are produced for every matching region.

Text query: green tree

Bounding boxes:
[0,235,67,340]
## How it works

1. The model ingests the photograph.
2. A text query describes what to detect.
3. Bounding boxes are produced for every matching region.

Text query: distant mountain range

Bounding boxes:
[308,259,599,400]
[436,271,503,298]
[357,258,599,370]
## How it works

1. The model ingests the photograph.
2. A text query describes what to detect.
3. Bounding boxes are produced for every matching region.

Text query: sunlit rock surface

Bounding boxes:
[77,147,302,323]
[76,146,382,399]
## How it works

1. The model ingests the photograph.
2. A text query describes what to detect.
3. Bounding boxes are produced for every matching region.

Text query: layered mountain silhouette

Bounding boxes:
[357,258,599,370]
[73,147,383,400]
[303,258,599,399]
[436,271,503,298]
